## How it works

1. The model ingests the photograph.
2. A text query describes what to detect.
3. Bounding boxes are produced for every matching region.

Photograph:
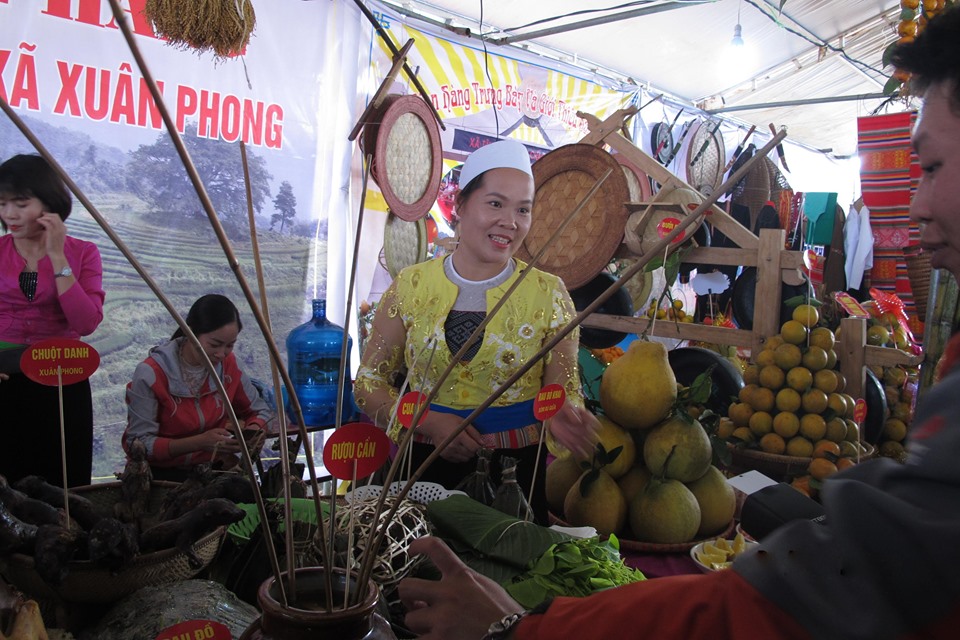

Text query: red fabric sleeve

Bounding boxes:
[515,570,810,640]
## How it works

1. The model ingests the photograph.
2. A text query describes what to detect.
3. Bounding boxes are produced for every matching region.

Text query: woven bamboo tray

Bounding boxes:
[685,120,725,199]
[515,144,630,289]
[364,94,442,221]
[724,442,876,482]
[1,481,227,604]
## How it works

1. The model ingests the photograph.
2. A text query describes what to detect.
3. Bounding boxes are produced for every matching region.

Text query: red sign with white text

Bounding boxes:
[155,619,231,640]
[533,383,566,421]
[854,398,867,424]
[656,217,686,243]
[323,422,391,480]
[397,391,429,428]
[20,338,99,387]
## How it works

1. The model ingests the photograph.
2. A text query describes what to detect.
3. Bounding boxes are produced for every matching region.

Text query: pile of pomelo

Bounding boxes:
[547,340,735,544]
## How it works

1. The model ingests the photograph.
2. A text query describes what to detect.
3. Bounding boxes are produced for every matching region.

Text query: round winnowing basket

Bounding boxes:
[383,212,428,278]
[614,152,653,202]
[363,95,442,221]
[624,185,704,256]
[515,144,630,290]
[686,120,725,199]
[2,481,227,604]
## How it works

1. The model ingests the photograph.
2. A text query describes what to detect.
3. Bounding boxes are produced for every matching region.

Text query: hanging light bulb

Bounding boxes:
[731,23,745,47]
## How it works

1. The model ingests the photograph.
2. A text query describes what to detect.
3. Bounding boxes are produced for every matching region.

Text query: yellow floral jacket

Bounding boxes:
[354,257,583,446]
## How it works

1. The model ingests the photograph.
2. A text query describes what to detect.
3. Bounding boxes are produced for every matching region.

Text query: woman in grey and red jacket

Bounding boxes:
[123,294,270,481]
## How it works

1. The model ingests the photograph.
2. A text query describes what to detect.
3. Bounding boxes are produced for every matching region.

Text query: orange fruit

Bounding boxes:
[760,433,787,455]
[774,343,803,370]
[750,411,774,436]
[824,417,848,443]
[759,365,786,390]
[773,411,801,439]
[879,440,906,459]
[809,326,836,351]
[840,394,857,418]
[801,346,829,372]
[786,366,813,392]
[827,393,848,417]
[867,325,891,346]
[825,349,838,370]
[808,457,838,480]
[728,402,754,428]
[844,421,860,443]
[813,369,839,394]
[801,389,829,414]
[883,418,908,442]
[731,426,755,444]
[775,388,802,413]
[836,458,855,471]
[812,441,841,459]
[780,320,808,345]
[764,335,785,351]
[786,436,814,458]
[790,475,813,497]
[833,371,847,392]
[752,387,776,413]
[742,365,760,386]
[792,304,819,328]
[839,441,860,458]
[755,350,776,367]
[717,417,736,440]
[739,383,760,405]
[799,413,827,441]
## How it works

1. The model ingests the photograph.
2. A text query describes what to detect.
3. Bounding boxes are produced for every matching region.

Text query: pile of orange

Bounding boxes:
[719,305,870,461]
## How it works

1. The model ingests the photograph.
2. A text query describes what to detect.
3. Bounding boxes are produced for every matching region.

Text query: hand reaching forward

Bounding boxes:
[400,536,525,640]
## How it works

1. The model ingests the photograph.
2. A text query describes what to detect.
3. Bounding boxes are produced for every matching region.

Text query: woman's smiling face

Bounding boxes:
[453,168,535,281]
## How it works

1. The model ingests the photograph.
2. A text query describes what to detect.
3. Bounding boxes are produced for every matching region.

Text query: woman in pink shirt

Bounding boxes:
[0,154,105,487]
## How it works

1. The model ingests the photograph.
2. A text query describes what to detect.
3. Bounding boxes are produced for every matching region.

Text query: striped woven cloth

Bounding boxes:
[857,112,924,340]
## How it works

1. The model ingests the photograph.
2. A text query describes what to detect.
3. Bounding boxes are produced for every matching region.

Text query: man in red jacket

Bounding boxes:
[398,7,960,639]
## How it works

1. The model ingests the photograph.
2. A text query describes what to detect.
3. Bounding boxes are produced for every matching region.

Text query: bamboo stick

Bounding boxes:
[240,141,308,606]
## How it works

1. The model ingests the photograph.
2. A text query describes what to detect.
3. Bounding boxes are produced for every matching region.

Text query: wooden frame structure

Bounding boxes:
[576,107,921,400]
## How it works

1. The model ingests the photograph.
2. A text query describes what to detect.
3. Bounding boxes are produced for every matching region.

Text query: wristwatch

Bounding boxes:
[54,266,73,278]
[482,612,528,640]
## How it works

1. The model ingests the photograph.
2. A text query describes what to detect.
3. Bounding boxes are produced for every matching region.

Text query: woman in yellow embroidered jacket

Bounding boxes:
[354,139,596,523]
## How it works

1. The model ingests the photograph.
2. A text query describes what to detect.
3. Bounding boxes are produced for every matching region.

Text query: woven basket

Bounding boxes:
[1,481,227,604]
[363,94,443,221]
[383,212,428,278]
[685,120,725,199]
[903,245,930,319]
[516,144,630,289]
[725,442,876,482]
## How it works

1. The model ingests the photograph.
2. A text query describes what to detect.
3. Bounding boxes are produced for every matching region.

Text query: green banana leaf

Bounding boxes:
[426,495,572,584]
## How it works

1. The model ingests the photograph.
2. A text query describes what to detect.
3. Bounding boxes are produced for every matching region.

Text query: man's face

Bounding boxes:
[911,82,960,280]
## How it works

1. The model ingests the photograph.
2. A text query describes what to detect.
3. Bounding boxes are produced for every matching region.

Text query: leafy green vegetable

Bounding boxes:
[426,495,572,584]
[504,534,646,608]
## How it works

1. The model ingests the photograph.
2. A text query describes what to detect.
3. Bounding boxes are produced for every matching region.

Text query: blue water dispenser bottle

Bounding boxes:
[285,299,356,427]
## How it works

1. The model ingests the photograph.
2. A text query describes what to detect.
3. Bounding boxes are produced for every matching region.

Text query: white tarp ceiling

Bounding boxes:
[382,0,914,158]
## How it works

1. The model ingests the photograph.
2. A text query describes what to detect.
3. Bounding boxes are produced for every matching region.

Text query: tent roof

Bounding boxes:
[385,0,914,157]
